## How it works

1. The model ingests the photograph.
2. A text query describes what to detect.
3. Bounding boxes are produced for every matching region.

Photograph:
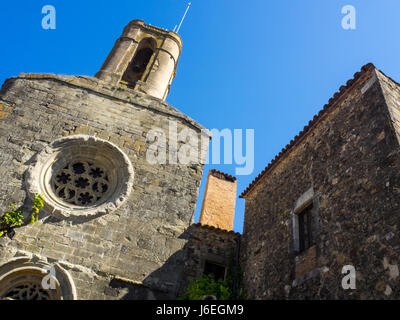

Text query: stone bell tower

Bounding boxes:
[96,19,182,100]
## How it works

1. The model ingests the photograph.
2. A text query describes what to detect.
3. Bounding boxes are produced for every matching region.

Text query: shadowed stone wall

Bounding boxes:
[179,224,240,297]
[240,67,400,300]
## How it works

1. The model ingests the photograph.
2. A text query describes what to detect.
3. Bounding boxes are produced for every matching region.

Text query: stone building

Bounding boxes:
[239,63,400,299]
[0,18,399,301]
[0,19,238,300]
[180,170,240,295]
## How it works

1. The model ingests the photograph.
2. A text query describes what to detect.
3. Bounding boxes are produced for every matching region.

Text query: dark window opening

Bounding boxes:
[122,38,155,88]
[298,204,313,253]
[203,261,226,281]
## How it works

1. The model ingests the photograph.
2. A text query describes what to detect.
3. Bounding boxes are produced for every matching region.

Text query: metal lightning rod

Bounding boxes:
[175,2,191,33]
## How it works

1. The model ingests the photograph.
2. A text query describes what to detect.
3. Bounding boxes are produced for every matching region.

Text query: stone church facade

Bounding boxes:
[0,20,238,300]
[0,19,399,300]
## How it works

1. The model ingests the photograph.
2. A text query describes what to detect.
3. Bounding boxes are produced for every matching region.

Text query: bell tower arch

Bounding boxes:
[95,20,182,100]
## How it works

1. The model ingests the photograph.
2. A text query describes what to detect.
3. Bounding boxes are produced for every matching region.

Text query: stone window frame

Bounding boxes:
[291,188,317,255]
[297,203,314,254]
[26,134,134,220]
[289,187,322,285]
[0,257,77,300]
[0,268,61,300]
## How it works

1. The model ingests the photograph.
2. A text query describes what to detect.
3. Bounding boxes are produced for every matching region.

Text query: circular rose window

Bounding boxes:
[26,135,134,219]
[53,161,110,207]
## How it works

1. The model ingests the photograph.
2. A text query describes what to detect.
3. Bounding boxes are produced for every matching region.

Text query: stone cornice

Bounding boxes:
[126,20,182,52]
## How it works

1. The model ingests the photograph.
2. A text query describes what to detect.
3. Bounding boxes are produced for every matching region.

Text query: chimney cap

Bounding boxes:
[209,169,237,182]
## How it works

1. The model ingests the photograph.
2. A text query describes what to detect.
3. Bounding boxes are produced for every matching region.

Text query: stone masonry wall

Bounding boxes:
[378,70,400,144]
[240,68,400,299]
[0,73,209,299]
[179,223,240,296]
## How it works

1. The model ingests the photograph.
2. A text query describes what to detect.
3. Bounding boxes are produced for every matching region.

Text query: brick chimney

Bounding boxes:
[199,170,237,231]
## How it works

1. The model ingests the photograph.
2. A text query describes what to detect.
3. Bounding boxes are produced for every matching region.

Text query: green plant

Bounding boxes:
[178,274,232,300]
[30,194,45,224]
[119,80,129,88]
[0,194,44,239]
[0,204,24,237]
[179,255,247,300]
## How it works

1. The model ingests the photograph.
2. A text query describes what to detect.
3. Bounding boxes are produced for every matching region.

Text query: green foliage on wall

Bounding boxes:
[179,257,246,300]
[178,274,232,300]
[0,194,44,239]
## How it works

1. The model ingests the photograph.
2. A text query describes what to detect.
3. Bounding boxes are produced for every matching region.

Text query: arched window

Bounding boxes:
[0,268,61,300]
[122,38,156,87]
[0,258,77,300]
[0,269,61,300]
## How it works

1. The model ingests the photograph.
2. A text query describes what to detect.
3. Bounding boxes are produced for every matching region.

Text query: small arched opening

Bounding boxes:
[122,37,157,88]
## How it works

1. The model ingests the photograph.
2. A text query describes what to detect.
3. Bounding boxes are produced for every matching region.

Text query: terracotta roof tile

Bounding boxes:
[191,222,241,236]
[210,169,237,182]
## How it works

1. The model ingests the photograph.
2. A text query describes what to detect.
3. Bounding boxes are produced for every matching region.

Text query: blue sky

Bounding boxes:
[1,1,400,233]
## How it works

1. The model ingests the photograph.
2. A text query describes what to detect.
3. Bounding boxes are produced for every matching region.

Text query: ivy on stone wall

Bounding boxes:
[0,194,44,239]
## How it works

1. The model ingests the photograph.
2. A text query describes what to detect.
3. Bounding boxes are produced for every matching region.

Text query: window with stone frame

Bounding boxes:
[0,270,62,300]
[297,204,313,254]
[26,135,134,219]
[203,261,226,281]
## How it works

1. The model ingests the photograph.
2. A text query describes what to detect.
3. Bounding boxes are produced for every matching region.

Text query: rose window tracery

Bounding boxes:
[0,258,77,300]
[26,135,134,219]
[2,282,53,300]
[52,161,110,206]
